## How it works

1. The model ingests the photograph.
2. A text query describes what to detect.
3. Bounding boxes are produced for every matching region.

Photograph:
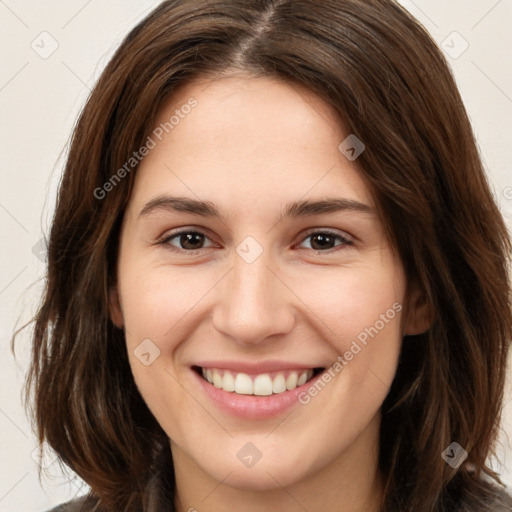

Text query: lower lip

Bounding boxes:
[192,368,322,420]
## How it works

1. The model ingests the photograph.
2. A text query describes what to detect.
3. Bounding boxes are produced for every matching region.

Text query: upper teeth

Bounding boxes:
[202,368,314,396]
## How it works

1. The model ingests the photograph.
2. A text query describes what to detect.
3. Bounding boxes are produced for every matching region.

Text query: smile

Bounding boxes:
[191,361,327,419]
[198,367,323,396]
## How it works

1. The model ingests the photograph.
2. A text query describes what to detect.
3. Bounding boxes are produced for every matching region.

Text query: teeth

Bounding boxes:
[272,373,286,393]
[212,369,223,388]
[297,371,308,386]
[285,372,298,390]
[253,374,273,396]
[201,368,314,395]
[234,373,253,395]
[222,370,235,392]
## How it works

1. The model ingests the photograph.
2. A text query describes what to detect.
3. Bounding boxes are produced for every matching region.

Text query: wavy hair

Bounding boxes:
[16,0,512,510]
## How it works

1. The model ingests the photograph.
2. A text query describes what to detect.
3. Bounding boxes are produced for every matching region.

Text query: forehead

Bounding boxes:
[130,74,374,213]
[153,73,345,156]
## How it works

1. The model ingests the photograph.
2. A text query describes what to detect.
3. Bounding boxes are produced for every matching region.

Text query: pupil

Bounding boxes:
[181,232,204,250]
[311,234,334,250]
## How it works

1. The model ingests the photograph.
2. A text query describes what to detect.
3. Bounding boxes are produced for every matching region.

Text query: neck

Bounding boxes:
[172,413,384,512]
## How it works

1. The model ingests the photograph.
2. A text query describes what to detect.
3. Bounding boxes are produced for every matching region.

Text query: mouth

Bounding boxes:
[192,365,325,396]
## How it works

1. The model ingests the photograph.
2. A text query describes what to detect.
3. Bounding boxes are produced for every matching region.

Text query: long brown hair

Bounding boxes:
[16,0,512,510]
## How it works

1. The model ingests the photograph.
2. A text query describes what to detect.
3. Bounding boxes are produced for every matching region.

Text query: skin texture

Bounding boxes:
[110,74,431,512]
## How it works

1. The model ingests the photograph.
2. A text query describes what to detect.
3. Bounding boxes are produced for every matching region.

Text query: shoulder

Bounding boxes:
[45,495,100,512]
[455,483,512,512]
[485,485,512,510]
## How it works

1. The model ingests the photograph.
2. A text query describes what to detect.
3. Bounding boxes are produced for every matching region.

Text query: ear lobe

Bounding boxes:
[404,283,434,335]
[109,286,124,329]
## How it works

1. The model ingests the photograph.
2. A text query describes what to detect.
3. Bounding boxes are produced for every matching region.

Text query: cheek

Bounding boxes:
[119,266,204,433]
[288,261,405,403]
[290,262,404,344]
[118,264,217,412]
[119,264,211,347]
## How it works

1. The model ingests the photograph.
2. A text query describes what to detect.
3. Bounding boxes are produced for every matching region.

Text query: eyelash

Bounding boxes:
[157,228,354,254]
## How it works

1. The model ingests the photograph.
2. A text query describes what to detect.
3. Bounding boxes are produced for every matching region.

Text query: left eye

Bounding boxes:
[159,230,352,253]
[297,231,353,251]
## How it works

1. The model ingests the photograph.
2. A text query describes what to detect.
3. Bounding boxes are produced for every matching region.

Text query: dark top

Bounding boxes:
[46,485,512,512]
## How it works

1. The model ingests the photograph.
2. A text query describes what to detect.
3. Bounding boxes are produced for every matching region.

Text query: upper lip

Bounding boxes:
[192,360,324,374]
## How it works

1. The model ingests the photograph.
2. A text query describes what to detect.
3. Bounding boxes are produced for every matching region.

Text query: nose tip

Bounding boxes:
[211,256,295,346]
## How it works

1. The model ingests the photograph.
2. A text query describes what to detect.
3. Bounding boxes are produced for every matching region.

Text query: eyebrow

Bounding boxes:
[138,195,373,220]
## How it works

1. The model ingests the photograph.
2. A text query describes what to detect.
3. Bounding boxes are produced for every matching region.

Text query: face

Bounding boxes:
[111,74,428,493]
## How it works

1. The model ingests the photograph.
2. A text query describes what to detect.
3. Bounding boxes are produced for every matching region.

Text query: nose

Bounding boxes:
[212,250,295,346]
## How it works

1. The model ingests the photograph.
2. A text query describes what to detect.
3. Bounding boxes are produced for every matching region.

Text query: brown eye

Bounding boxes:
[298,231,353,251]
[161,230,214,252]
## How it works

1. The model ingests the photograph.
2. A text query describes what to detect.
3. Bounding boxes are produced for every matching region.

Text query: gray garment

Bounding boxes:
[46,496,99,512]
[46,485,512,512]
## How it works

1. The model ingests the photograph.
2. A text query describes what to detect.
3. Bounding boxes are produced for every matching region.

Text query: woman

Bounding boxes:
[20,0,512,511]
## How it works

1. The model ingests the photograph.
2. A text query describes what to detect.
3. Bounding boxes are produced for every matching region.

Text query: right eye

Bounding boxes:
[158,229,217,253]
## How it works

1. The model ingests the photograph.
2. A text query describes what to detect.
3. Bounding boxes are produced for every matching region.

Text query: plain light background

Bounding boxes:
[0,1,511,510]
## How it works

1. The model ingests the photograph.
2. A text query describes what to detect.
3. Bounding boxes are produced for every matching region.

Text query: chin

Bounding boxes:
[215,463,308,492]
[195,441,318,492]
